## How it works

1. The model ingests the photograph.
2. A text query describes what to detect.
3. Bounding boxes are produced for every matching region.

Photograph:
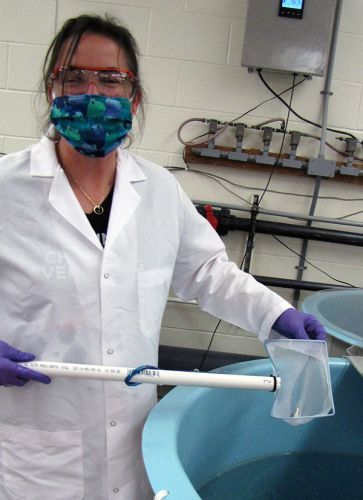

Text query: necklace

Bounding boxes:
[67,172,114,215]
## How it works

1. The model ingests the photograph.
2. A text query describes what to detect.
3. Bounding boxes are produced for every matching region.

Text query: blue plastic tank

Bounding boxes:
[143,358,363,499]
[302,289,363,348]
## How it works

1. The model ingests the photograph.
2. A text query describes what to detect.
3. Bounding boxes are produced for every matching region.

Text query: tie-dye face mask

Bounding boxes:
[50,94,132,157]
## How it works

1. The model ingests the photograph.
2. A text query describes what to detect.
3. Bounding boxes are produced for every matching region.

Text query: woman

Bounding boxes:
[0,14,326,500]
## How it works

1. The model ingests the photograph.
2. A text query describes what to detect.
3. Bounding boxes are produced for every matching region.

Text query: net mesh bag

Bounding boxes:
[265,339,335,425]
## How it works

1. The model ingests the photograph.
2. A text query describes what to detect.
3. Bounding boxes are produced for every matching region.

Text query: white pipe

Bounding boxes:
[154,491,169,500]
[21,361,280,392]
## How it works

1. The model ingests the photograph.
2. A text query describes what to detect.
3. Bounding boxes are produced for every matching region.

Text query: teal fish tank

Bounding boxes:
[143,358,363,499]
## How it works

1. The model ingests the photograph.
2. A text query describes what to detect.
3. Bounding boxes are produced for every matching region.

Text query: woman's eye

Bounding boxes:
[64,72,84,84]
[103,79,119,85]
[99,75,121,85]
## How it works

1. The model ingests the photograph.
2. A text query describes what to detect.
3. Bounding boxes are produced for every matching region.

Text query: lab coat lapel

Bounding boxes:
[49,167,102,249]
[31,136,102,249]
[30,137,144,250]
[106,151,145,249]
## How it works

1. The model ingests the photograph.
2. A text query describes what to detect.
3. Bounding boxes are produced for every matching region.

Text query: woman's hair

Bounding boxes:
[39,14,145,141]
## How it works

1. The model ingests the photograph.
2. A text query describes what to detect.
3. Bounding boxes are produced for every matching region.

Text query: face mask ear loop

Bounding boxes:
[46,81,56,104]
[131,89,141,115]
[120,134,131,150]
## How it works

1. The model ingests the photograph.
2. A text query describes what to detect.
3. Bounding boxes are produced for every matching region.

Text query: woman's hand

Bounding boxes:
[272,308,327,341]
[0,340,50,386]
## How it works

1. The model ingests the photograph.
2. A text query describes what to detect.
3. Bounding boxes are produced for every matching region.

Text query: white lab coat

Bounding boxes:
[0,137,290,499]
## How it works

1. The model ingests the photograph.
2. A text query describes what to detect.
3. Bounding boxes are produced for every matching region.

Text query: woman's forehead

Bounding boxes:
[56,33,129,69]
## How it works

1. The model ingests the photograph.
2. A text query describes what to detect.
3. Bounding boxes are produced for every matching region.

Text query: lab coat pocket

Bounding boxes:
[0,424,84,500]
[138,267,172,337]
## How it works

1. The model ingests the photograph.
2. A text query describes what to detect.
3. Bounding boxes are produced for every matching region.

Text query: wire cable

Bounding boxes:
[337,210,363,220]
[176,73,359,341]
[183,169,253,206]
[257,69,357,139]
[197,228,356,370]
[271,234,356,288]
[258,73,297,205]
[174,155,358,290]
[169,165,363,203]
[177,76,308,147]
[232,75,307,124]
[198,318,222,371]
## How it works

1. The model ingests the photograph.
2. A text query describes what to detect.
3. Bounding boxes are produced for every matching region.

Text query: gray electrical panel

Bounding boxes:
[242,0,337,76]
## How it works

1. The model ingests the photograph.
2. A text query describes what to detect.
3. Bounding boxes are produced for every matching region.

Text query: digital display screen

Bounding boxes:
[279,0,305,19]
[282,0,304,9]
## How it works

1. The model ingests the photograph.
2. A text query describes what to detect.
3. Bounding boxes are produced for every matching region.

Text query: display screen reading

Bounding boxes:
[279,0,305,18]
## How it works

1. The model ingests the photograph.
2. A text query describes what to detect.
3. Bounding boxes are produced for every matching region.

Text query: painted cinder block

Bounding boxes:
[176,62,269,114]
[0,0,56,44]
[0,43,7,89]
[185,0,247,18]
[334,33,363,85]
[8,45,48,92]
[148,10,231,63]
[0,91,39,137]
[56,0,150,55]
[141,56,179,106]
[106,0,184,10]
[340,0,363,36]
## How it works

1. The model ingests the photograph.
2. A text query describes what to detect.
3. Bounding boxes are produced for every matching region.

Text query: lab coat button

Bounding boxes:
[107,349,113,355]
[113,488,120,493]
[104,273,109,279]
[110,420,117,426]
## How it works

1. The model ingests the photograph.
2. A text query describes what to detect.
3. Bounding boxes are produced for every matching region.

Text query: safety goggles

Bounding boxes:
[49,66,138,98]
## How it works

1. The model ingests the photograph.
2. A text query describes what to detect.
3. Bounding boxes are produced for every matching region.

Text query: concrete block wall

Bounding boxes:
[0,0,362,357]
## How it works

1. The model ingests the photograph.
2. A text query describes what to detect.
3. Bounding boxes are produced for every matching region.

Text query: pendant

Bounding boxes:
[94,205,104,215]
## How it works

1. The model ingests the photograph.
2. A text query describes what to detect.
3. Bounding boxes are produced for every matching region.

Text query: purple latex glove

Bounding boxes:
[0,340,51,387]
[272,308,327,341]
